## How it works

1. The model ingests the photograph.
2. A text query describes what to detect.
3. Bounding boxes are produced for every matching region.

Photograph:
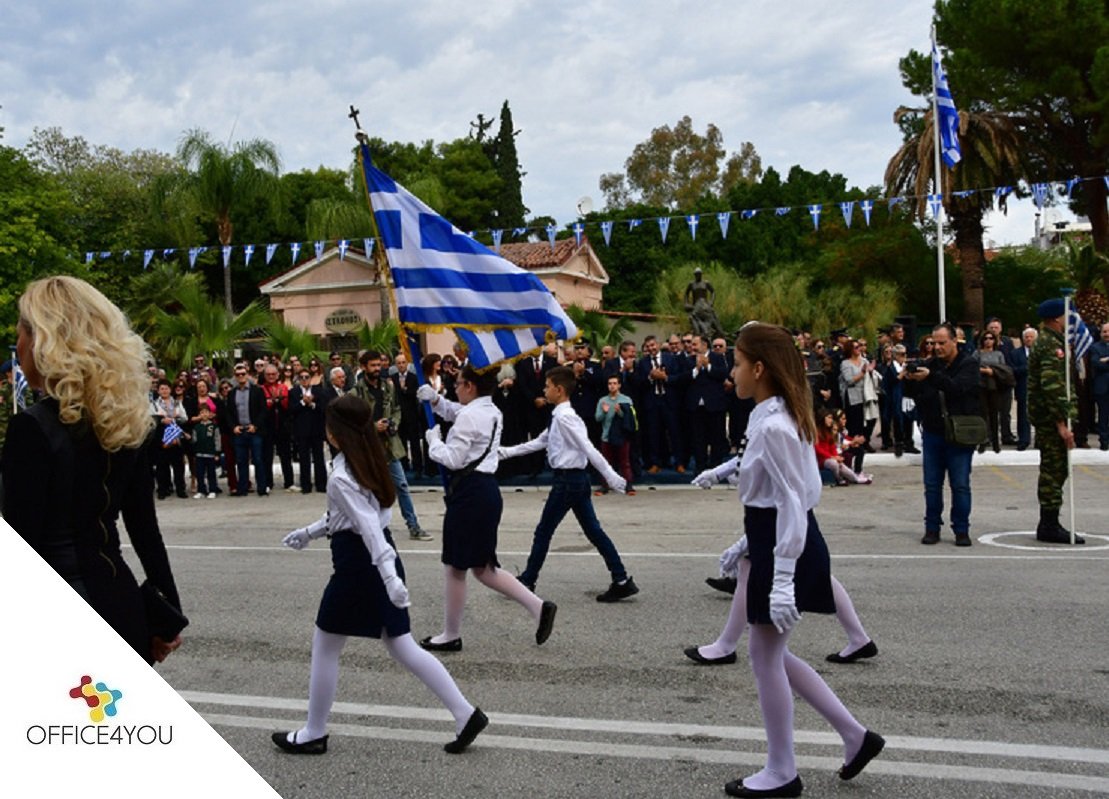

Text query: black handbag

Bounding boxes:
[141,580,189,640]
[939,392,987,447]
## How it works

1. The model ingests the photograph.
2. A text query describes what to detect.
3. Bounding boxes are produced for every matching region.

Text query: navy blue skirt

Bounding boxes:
[745,506,836,625]
[442,472,502,569]
[316,528,411,639]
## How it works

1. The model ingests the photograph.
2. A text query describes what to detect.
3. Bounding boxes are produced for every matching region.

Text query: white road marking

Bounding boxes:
[184,692,1109,792]
[978,531,1109,551]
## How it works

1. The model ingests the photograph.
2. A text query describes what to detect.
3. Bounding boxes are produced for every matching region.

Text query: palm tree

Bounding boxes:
[564,304,636,351]
[149,282,272,371]
[176,129,281,314]
[885,107,1025,326]
[356,319,402,355]
[123,262,207,341]
[265,318,327,364]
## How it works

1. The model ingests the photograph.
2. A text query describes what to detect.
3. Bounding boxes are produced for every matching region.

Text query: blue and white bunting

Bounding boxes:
[932,36,962,167]
[265,243,278,265]
[740,209,757,220]
[888,197,905,213]
[686,214,699,241]
[244,244,255,267]
[657,216,670,243]
[222,245,232,268]
[808,204,822,230]
[491,229,503,253]
[600,220,614,246]
[995,186,1013,199]
[143,250,154,270]
[290,242,302,263]
[860,200,873,227]
[85,252,93,264]
[162,248,176,259]
[188,247,200,269]
[927,194,944,219]
[314,241,325,260]
[1066,177,1080,198]
[953,190,976,198]
[1031,183,1050,209]
[775,207,791,216]
[363,238,375,258]
[545,224,557,251]
[512,227,527,238]
[358,149,577,369]
[572,222,584,247]
[627,219,642,232]
[717,212,731,239]
[99,251,111,259]
[122,250,131,260]
[840,201,854,228]
[338,239,349,260]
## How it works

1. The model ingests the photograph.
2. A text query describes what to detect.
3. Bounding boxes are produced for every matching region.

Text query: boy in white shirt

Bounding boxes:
[499,366,639,602]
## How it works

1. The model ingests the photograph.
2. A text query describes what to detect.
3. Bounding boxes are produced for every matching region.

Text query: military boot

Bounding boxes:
[1036,507,1085,545]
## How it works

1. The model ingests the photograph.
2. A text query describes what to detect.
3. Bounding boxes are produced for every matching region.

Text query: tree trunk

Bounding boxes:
[218,216,234,315]
[1084,178,1108,255]
[950,209,985,329]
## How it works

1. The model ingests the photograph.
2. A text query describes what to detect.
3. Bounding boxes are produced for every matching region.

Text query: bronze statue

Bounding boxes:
[684,268,725,339]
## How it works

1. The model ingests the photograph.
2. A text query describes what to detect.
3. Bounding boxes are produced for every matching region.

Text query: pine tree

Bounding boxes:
[491,100,527,228]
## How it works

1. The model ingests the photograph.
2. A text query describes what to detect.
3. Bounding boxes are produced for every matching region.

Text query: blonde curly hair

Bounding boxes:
[18,276,154,452]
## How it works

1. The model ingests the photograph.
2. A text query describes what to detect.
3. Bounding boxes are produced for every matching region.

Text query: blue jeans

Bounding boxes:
[387,459,420,530]
[520,468,626,586]
[195,455,218,494]
[233,430,265,495]
[921,429,974,534]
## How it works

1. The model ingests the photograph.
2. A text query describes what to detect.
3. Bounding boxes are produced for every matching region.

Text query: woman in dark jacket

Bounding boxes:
[2,276,183,664]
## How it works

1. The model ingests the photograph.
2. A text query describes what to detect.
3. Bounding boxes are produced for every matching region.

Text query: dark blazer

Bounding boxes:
[289,385,328,440]
[1091,340,1109,396]
[1009,345,1030,395]
[223,384,266,430]
[683,351,728,412]
[515,354,557,403]
[903,349,981,435]
[636,351,681,405]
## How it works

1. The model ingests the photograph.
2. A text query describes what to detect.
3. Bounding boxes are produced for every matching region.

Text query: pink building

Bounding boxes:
[259,237,610,355]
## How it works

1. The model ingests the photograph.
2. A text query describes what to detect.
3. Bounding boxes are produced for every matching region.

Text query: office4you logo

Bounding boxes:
[25,675,174,746]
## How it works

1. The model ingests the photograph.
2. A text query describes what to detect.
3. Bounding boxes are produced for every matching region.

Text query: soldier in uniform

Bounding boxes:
[1028,299,1085,545]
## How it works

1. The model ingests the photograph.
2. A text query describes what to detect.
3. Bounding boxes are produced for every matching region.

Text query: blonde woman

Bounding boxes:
[1,276,183,664]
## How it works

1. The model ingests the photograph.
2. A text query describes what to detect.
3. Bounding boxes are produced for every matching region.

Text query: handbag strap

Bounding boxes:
[938,391,950,421]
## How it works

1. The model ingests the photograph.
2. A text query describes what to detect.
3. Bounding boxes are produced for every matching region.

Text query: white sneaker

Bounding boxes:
[193,492,205,499]
[206,493,217,499]
[285,486,301,493]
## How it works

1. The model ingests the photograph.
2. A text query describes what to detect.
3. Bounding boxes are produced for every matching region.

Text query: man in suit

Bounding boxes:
[637,335,683,473]
[226,363,268,496]
[1010,327,1036,451]
[682,334,728,472]
[987,317,1018,444]
[570,342,605,444]
[1092,322,1109,451]
[289,367,329,494]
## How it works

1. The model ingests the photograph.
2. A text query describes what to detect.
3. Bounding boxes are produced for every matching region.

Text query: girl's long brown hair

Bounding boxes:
[735,323,817,443]
[325,394,396,507]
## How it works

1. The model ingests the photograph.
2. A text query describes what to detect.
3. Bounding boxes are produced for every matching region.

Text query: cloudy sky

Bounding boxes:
[1,0,1076,246]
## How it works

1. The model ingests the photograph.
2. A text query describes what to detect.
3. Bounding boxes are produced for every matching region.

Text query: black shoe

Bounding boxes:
[683,646,737,665]
[419,636,462,652]
[705,576,738,595]
[596,577,639,602]
[536,600,557,644]
[444,708,488,754]
[724,775,803,798]
[839,730,885,780]
[904,445,921,454]
[271,731,328,754]
[1017,443,1029,451]
[893,443,903,458]
[1101,441,1109,452]
[954,533,973,547]
[921,530,940,545]
[175,491,189,499]
[825,640,878,664]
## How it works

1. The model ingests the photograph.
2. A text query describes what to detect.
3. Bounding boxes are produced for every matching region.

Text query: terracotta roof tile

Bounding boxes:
[498,237,582,269]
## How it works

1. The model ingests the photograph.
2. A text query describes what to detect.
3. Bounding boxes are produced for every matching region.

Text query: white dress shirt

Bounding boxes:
[500,402,622,486]
[428,395,502,473]
[303,453,396,567]
[737,396,822,562]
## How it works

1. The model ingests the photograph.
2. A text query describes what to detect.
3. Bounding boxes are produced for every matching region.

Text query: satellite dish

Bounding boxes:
[576,196,594,216]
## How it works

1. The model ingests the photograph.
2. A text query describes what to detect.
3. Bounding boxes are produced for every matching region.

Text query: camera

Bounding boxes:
[905,359,925,374]
[385,419,397,436]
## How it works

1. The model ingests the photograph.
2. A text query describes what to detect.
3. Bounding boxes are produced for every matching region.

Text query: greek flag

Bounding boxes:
[1068,306,1094,361]
[359,146,576,370]
[932,37,961,167]
[12,360,29,411]
[162,420,185,447]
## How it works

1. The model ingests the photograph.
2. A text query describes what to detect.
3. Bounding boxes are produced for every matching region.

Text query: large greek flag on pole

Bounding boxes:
[358,144,576,369]
[932,37,962,168]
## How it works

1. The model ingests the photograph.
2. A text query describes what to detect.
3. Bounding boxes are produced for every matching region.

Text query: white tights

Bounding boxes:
[697,562,871,660]
[427,564,543,644]
[291,626,475,743]
[743,624,866,790]
[823,458,869,484]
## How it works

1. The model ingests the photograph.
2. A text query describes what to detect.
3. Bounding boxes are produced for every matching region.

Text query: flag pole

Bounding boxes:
[1061,288,1077,545]
[931,24,948,323]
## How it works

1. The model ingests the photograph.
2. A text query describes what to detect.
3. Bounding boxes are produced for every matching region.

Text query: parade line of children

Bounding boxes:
[272,330,884,797]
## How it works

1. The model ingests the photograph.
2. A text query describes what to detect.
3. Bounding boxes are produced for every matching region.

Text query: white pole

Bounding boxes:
[1062,289,1076,544]
[931,25,947,323]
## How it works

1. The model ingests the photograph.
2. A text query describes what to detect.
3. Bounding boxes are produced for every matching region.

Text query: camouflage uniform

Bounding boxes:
[1027,325,1075,510]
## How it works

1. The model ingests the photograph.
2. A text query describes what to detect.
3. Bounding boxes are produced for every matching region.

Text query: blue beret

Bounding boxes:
[0,360,10,373]
[1037,298,1065,319]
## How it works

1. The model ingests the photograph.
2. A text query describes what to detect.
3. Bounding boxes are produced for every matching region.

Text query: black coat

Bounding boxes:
[289,385,329,440]
[903,349,981,435]
[682,351,728,412]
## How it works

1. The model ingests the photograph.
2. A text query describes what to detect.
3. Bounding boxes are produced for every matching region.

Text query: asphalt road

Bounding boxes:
[142,453,1109,798]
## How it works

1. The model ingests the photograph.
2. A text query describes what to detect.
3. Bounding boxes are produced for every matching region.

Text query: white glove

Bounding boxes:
[718,535,749,577]
[378,560,411,609]
[416,384,439,404]
[691,468,717,489]
[282,529,311,550]
[425,425,441,446]
[608,475,627,494]
[692,456,740,489]
[768,557,801,634]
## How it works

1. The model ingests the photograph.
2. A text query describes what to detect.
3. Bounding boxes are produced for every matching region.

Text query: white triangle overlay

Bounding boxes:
[0,518,280,797]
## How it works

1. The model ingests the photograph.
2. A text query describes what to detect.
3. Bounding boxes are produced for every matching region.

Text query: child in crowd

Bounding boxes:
[815,408,873,485]
[192,405,220,499]
[273,394,487,756]
[499,366,639,602]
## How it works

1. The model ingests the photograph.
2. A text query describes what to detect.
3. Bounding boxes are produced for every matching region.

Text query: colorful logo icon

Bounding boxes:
[68,675,123,723]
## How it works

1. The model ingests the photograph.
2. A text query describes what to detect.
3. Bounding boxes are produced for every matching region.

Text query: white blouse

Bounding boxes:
[428,395,503,473]
[737,396,822,562]
[303,453,395,567]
